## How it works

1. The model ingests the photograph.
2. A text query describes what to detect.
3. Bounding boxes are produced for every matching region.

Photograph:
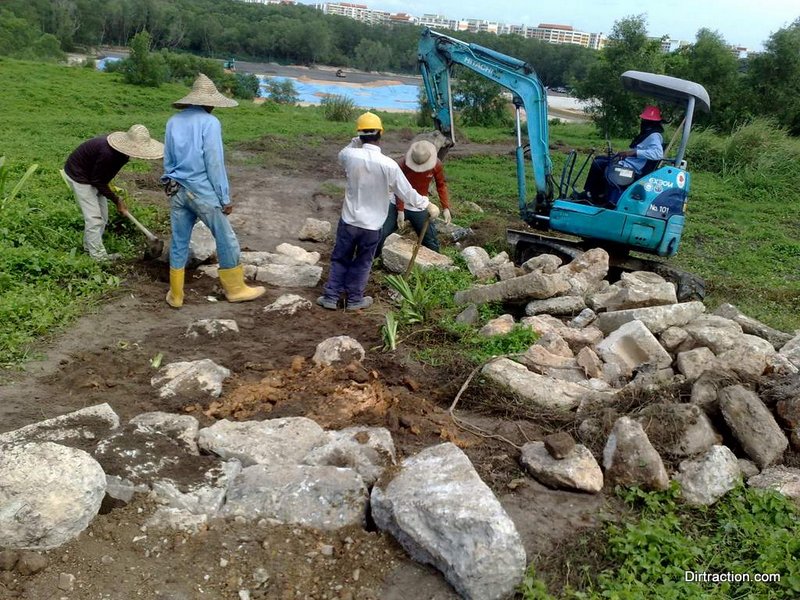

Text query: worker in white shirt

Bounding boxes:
[317,112,440,311]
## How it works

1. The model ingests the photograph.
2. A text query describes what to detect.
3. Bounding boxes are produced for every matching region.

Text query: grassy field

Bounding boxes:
[1,56,799,363]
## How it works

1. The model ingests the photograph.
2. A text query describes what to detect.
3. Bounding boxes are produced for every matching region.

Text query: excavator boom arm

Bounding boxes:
[418,28,553,210]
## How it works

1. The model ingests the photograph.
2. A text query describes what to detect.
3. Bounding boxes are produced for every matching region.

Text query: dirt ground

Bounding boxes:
[0,131,609,600]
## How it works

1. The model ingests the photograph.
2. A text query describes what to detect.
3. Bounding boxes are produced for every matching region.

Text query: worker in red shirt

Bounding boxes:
[378,140,451,254]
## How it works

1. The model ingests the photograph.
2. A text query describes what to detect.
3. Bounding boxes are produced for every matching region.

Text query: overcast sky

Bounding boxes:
[309,0,798,50]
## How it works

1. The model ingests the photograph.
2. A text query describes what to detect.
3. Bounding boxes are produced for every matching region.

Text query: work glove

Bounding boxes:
[426,203,440,220]
[442,208,452,224]
[396,211,406,231]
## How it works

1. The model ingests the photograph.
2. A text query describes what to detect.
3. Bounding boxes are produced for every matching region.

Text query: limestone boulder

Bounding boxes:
[129,412,200,455]
[713,303,793,350]
[674,445,741,506]
[371,443,526,600]
[303,426,396,486]
[151,359,231,399]
[197,418,326,467]
[479,314,515,337]
[636,403,719,458]
[521,254,562,274]
[684,315,744,354]
[748,466,800,502]
[185,319,239,339]
[525,296,586,317]
[520,441,603,493]
[297,218,332,242]
[263,294,313,315]
[382,234,454,274]
[254,264,323,287]
[590,271,677,312]
[454,271,570,306]
[0,442,106,549]
[275,243,321,265]
[312,335,365,366]
[719,385,788,469]
[596,320,673,375]
[603,417,669,491]
[222,465,368,530]
[557,248,609,296]
[595,302,705,336]
[0,404,119,450]
[461,246,491,276]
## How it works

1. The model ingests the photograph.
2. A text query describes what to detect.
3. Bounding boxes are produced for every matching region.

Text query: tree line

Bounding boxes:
[1,1,798,136]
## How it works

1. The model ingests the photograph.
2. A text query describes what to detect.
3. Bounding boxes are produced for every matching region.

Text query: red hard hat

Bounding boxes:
[640,105,662,121]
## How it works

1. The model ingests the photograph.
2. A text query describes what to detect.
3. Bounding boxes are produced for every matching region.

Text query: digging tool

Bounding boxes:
[404,215,431,278]
[123,210,165,260]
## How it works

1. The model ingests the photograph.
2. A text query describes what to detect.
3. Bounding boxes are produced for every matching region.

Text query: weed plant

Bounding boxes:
[321,94,357,122]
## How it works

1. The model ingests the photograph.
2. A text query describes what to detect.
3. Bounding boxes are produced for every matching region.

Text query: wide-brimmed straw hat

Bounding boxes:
[405,140,437,173]
[173,73,239,109]
[107,124,164,160]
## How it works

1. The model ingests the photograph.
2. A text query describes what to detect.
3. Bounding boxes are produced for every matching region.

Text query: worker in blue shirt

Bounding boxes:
[162,73,265,308]
[580,105,664,203]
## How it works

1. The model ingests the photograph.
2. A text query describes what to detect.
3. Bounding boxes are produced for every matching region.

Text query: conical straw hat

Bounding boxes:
[107,124,164,160]
[173,73,239,109]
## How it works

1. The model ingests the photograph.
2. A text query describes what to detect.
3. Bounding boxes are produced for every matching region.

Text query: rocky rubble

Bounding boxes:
[460,246,799,507]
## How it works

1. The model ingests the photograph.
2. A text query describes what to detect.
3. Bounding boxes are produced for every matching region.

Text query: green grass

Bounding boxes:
[522,484,800,599]
[0,57,418,365]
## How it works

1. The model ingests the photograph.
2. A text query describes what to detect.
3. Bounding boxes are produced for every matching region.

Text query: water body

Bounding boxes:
[259,76,419,111]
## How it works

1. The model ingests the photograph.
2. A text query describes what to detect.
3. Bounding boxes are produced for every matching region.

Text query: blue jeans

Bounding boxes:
[170,187,240,269]
[322,219,381,303]
[377,203,439,255]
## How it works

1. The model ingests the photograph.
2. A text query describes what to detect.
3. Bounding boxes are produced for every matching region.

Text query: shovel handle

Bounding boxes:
[124,211,159,242]
[404,216,431,278]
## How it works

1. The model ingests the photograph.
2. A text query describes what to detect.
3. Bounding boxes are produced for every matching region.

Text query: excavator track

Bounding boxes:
[507,229,706,302]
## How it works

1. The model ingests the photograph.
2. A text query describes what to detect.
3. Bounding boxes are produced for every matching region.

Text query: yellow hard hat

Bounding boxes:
[356,112,383,133]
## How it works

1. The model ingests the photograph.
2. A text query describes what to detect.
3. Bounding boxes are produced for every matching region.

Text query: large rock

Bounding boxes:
[596,320,673,375]
[569,308,597,329]
[716,334,776,379]
[188,221,216,264]
[520,441,603,493]
[713,303,793,350]
[660,326,691,353]
[197,418,326,467]
[674,445,741,506]
[129,412,200,455]
[312,335,365,366]
[636,403,719,458]
[461,246,491,276]
[521,254,562,274]
[557,248,609,296]
[684,315,744,354]
[382,233,454,274]
[779,334,800,369]
[676,347,718,382]
[455,304,479,325]
[262,293,313,315]
[0,442,106,549]
[151,460,242,516]
[479,314,515,337]
[595,302,706,336]
[576,347,604,379]
[603,417,669,491]
[525,296,586,316]
[482,358,598,411]
[748,466,800,502]
[454,271,570,306]
[275,243,321,265]
[222,465,368,529]
[297,218,332,242]
[590,271,677,312]
[185,319,239,339]
[371,443,526,600]
[521,346,576,372]
[240,251,316,267]
[303,426,395,486]
[534,332,574,358]
[719,385,788,469]
[151,359,231,399]
[255,264,323,287]
[0,404,119,449]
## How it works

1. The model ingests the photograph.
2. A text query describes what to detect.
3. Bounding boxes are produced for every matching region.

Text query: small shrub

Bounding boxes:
[381,312,399,351]
[321,94,356,122]
[264,78,299,105]
[121,31,166,87]
[384,270,434,324]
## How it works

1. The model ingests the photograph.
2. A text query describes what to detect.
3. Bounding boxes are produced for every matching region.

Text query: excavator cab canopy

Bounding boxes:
[621,71,710,165]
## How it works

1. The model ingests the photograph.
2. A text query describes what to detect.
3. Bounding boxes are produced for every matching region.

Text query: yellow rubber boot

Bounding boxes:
[166,267,185,308]
[218,265,266,303]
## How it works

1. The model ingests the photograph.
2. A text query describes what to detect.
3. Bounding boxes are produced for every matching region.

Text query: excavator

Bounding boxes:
[417,28,711,300]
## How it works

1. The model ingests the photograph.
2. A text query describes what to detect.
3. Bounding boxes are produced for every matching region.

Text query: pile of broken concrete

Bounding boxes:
[0,334,526,600]
[452,245,800,506]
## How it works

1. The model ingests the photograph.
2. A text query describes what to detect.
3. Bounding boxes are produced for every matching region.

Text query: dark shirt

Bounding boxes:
[64,136,129,204]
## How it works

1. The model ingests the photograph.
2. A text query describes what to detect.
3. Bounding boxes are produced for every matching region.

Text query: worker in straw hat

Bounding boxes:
[161,73,265,308]
[378,139,452,254]
[63,124,164,261]
[317,112,439,311]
